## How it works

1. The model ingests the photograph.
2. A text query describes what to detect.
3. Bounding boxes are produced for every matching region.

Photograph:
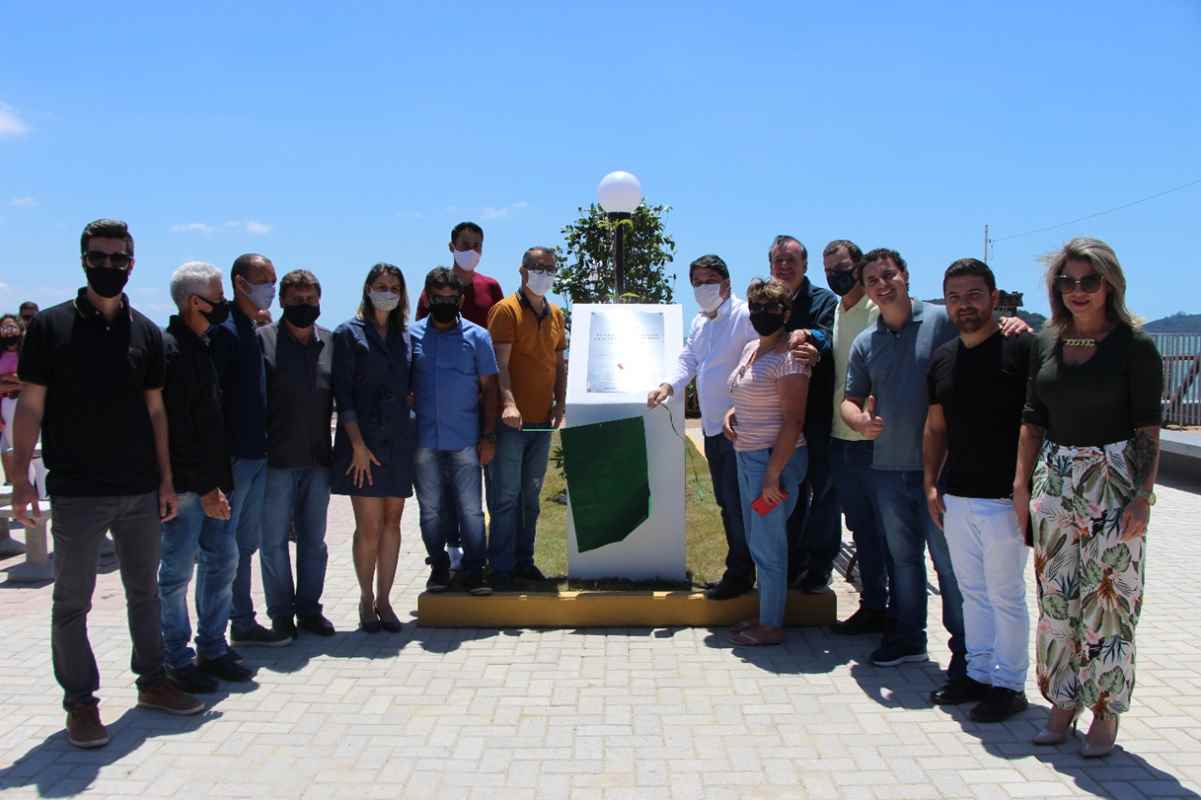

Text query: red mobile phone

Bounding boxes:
[752,491,788,516]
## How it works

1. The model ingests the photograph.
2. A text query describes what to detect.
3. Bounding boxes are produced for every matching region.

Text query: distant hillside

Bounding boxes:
[1144,312,1201,334]
[1016,309,1047,330]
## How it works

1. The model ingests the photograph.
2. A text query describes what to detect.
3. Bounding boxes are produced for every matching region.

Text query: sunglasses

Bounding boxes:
[1055,273,1104,294]
[83,251,132,270]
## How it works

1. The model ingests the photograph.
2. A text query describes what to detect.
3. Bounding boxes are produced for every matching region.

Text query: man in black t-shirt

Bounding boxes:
[923,258,1032,723]
[10,219,205,749]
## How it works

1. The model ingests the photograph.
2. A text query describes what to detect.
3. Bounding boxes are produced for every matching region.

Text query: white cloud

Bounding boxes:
[170,219,271,236]
[0,103,29,138]
[170,222,216,235]
[480,200,531,221]
[9,196,36,208]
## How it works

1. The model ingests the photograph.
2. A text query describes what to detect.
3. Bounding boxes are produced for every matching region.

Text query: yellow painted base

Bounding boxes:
[417,588,836,628]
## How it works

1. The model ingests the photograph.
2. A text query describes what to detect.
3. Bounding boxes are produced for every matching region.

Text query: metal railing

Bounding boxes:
[1151,333,1201,427]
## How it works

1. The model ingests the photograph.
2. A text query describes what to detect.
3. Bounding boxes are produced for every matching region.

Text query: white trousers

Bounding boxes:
[944,495,1030,691]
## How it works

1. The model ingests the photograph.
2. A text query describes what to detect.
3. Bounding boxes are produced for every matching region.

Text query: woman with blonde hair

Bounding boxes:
[1013,237,1162,757]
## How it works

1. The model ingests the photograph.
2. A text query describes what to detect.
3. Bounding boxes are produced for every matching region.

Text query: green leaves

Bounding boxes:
[1098,668,1126,695]
[1102,543,1132,573]
[554,202,677,312]
[1042,593,1070,620]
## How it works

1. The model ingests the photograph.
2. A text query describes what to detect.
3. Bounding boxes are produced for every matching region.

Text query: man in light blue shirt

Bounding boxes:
[649,255,757,599]
[412,267,499,596]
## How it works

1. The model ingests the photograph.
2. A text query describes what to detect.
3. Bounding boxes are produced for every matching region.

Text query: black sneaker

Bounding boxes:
[197,653,254,683]
[271,616,298,641]
[226,647,245,664]
[830,606,888,636]
[870,642,929,667]
[231,622,292,648]
[166,664,219,694]
[491,573,516,592]
[513,563,547,583]
[799,568,832,594]
[970,686,1029,722]
[297,614,336,637]
[931,676,991,706]
[458,572,493,596]
[704,574,753,600]
[426,557,451,593]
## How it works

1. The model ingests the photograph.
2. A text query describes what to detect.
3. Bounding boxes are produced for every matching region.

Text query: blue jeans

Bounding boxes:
[704,433,753,584]
[486,426,552,576]
[415,446,486,574]
[228,457,267,632]
[830,438,893,612]
[790,434,840,581]
[736,447,808,628]
[872,469,966,679]
[159,492,237,668]
[261,466,332,621]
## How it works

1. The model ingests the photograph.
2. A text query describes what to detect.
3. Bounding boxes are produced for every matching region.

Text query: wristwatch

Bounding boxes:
[1135,488,1157,506]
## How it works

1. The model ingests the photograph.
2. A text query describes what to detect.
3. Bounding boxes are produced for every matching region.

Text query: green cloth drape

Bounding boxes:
[561,416,650,553]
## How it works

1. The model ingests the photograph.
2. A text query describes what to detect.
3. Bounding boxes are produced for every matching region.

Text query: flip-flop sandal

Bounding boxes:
[729,629,783,647]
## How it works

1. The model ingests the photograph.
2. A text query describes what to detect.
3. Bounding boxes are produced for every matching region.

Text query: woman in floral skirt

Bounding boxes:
[1013,237,1162,758]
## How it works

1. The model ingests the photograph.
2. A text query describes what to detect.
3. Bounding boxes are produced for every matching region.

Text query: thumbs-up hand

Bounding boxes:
[859,395,885,440]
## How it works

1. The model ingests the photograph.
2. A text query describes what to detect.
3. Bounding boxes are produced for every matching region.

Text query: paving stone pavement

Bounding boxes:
[1,483,1200,799]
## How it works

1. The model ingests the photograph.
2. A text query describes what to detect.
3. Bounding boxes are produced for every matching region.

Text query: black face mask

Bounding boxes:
[750,311,786,336]
[430,302,460,324]
[199,299,230,326]
[283,303,321,328]
[826,269,857,297]
[0,335,19,350]
[86,267,130,299]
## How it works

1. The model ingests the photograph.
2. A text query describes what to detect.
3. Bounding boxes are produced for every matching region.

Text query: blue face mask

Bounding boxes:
[245,280,275,310]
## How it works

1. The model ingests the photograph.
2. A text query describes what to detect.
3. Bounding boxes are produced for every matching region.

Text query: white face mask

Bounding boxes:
[526,270,554,297]
[369,290,400,312]
[243,279,276,311]
[452,249,481,272]
[693,283,725,313]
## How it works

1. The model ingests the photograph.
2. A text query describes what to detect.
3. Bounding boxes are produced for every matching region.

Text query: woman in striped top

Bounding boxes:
[722,278,812,646]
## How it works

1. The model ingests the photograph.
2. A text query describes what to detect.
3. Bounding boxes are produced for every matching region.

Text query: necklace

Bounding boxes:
[1063,337,1096,348]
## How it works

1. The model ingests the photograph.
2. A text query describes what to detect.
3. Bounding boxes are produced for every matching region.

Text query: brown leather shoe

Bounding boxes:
[66,705,109,749]
[137,683,205,716]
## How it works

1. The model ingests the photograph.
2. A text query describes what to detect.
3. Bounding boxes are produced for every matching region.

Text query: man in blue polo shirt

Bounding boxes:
[841,247,968,703]
[412,267,500,596]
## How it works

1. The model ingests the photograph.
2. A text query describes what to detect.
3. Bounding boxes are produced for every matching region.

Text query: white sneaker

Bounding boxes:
[447,546,463,571]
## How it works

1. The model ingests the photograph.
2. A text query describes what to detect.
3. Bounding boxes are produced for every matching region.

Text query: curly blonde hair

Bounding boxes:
[745,278,793,312]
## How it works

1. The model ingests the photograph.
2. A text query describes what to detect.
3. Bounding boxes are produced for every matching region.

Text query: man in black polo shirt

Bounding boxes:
[923,258,1032,722]
[767,235,839,592]
[258,269,337,638]
[11,219,204,750]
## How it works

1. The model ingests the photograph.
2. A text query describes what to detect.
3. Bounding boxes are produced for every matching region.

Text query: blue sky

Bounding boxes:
[2,1,1199,327]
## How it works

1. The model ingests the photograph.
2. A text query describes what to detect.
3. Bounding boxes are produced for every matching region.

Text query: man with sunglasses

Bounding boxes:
[412,267,499,596]
[767,236,838,593]
[485,247,566,591]
[11,219,203,749]
[158,262,253,693]
[18,301,38,328]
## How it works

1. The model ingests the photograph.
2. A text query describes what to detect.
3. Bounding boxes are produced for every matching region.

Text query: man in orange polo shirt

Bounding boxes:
[485,246,567,591]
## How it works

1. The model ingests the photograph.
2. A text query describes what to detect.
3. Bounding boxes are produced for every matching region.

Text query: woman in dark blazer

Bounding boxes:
[332,263,416,633]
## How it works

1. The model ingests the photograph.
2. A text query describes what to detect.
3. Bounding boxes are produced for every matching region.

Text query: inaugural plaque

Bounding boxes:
[586,310,665,394]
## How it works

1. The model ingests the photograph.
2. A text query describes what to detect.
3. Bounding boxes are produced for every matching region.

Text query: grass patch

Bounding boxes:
[532,431,727,589]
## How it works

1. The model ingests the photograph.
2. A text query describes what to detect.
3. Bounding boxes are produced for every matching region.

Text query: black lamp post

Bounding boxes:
[597,170,642,302]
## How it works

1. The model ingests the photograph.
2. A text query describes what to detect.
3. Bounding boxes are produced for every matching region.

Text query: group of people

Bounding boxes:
[6,218,565,749]
[4,217,1161,761]
[649,235,1160,759]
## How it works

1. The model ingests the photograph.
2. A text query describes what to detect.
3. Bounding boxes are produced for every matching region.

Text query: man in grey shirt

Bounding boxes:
[841,247,968,703]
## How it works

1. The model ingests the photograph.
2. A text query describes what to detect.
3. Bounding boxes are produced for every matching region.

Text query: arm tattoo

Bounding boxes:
[1130,428,1159,490]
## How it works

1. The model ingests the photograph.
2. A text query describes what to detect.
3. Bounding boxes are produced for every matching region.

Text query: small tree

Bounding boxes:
[554,202,677,309]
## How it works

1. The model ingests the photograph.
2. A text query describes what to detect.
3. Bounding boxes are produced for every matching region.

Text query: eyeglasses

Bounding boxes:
[83,251,132,270]
[748,302,785,314]
[1054,273,1104,294]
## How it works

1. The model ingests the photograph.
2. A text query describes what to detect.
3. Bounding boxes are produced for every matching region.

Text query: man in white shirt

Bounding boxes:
[648,255,757,599]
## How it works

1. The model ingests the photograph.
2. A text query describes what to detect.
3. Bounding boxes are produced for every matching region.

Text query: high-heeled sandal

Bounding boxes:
[359,601,382,634]
[1033,709,1079,745]
[1082,716,1120,758]
[375,605,404,633]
